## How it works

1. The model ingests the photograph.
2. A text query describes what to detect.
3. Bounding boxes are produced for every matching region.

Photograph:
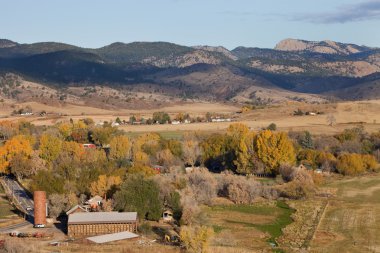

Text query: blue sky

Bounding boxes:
[1,0,379,49]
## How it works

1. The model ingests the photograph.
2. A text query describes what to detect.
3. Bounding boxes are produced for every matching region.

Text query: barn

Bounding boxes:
[67,212,138,237]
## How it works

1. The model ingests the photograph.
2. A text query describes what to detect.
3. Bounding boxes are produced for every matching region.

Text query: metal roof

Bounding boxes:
[68,212,137,224]
[87,231,139,244]
[66,205,89,215]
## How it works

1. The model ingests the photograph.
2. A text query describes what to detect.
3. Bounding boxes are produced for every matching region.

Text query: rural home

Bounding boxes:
[67,212,138,237]
[86,195,103,209]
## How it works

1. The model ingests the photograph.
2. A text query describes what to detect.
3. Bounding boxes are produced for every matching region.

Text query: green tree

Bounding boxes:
[153,112,171,124]
[90,126,117,146]
[114,175,162,220]
[300,131,314,149]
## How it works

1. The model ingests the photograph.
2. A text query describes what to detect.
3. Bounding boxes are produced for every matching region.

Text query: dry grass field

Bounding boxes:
[309,174,380,253]
[1,99,380,135]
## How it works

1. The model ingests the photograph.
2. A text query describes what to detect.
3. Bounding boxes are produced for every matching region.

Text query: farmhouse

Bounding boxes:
[86,195,103,209]
[67,212,138,237]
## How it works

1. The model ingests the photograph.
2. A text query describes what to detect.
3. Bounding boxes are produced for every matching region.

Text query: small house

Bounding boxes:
[86,195,103,209]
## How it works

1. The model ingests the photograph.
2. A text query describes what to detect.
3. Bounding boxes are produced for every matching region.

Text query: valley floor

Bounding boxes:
[2,99,380,135]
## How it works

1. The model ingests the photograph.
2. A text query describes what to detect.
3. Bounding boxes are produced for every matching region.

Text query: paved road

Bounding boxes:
[0,176,34,220]
[0,221,31,233]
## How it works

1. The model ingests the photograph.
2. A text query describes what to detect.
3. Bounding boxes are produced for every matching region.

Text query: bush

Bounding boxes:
[279,164,296,182]
[266,123,277,131]
[180,225,214,253]
[138,222,153,235]
[280,169,315,199]
[187,169,217,204]
[336,153,366,176]
[180,190,200,225]
[217,173,261,204]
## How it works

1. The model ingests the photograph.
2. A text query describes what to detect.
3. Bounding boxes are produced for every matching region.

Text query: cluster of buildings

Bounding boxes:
[33,192,139,243]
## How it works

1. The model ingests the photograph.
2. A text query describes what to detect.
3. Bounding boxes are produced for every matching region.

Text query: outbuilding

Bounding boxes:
[67,212,138,237]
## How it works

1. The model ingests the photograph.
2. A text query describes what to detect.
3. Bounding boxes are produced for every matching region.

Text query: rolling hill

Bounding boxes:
[0,38,379,106]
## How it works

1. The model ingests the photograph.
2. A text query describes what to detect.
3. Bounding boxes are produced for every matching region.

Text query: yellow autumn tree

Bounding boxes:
[255,130,296,174]
[227,123,255,174]
[61,141,85,162]
[134,133,161,155]
[109,135,131,160]
[57,122,72,140]
[39,134,63,163]
[133,151,150,165]
[156,149,174,167]
[362,154,379,172]
[336,153,365,175]
[336,153,378,175]
[0,135,33,174]
[90,175,122,199]
[128,165,158,177]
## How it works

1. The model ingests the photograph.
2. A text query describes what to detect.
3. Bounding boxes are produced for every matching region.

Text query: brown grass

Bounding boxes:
[2,99,380,135]
[309,174,380,253]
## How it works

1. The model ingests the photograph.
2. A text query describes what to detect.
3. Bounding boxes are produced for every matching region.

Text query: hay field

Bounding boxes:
[309,174,380,253]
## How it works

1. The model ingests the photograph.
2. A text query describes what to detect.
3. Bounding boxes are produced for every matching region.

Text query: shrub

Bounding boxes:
[180,190,200,225]
[217,173,261,204]
[187,169,217,204]
[180,225,214,253]
[336,153,366,176]
[280,168,315,199]
[266,123,277,131]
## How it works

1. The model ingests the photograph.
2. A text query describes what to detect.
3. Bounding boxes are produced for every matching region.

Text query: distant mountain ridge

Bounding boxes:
[275,38,373,55]
[0,38,379,102]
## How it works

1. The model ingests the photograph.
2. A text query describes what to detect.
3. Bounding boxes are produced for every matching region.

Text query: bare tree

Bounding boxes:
[182,132,201,167]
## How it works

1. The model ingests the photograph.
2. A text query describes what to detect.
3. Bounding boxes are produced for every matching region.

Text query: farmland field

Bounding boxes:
[202,201,294,252]
[2,100,380,135]
[309,175,380,253]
